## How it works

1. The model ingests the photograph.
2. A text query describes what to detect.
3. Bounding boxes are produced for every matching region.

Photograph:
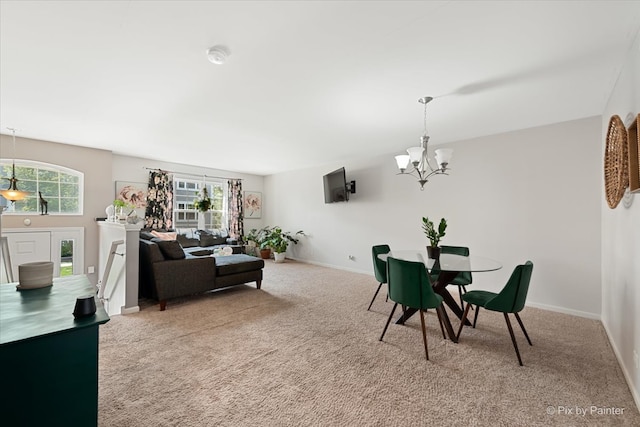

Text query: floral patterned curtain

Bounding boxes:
[145,170,174,230]
[227,179,243,240]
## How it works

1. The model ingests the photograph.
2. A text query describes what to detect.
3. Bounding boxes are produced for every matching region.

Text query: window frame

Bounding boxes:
[0,159,84,215]
[173,176,227,231]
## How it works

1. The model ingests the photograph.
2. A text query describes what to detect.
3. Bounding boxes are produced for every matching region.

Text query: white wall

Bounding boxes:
[264,116,602,318]
[601,32,640,407]
[111,154,265,231]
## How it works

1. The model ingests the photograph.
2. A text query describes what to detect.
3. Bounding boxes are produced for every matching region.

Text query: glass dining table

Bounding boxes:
[378,250,502,343]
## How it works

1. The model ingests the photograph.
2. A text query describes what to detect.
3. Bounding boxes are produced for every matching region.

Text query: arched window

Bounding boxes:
[0,159,84,215]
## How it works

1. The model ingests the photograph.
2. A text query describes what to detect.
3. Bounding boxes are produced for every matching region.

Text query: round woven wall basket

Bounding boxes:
[604,115,628,209]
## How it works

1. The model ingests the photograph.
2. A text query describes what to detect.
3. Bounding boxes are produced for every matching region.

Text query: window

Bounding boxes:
[173,177,226,230]
[0,160,84,215]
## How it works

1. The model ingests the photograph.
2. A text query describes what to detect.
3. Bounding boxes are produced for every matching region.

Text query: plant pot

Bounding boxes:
[426,246,441,260]
[259,248,272,259]
[273,252,286,263]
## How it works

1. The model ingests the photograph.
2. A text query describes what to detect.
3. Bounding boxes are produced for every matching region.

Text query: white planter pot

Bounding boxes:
[273,252,286,263]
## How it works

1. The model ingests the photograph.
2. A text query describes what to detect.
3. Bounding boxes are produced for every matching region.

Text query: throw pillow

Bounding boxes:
[151,230,178,241]
[177,234,199,248]
[156,240,185,260]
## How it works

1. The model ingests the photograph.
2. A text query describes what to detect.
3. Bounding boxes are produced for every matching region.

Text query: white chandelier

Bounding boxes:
[395,96,453,190]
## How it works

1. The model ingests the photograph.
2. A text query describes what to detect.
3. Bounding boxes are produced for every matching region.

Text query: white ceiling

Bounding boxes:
[1,1,639,176]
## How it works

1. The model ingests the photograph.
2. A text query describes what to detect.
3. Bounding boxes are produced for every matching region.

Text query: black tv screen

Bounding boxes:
[323,167,348,203]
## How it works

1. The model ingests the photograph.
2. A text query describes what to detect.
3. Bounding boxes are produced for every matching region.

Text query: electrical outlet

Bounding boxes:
[634,350,639,370]
[88,266,95,274]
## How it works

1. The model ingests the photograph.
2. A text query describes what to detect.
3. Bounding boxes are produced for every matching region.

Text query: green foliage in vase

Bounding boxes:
[421,217,447,247]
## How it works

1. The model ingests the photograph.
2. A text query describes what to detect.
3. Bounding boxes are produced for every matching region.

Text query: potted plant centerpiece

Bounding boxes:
[261,227,305,263]
[422,216,447,259]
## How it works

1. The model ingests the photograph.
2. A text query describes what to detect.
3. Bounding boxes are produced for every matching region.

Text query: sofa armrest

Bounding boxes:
[151,257,217,301]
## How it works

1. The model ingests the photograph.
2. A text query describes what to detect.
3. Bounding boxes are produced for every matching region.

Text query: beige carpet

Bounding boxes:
[99,261,639,426]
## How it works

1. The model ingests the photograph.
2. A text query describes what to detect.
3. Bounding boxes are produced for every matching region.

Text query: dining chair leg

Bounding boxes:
[368,282,383,311]
[456,303,472,340]
[459,285,473,311]
[503,313,523,366]
[514,313,532,346]
[419,309,429,360]
[435,306,446,340]
[473,305,480,328]
[379,302,398,341]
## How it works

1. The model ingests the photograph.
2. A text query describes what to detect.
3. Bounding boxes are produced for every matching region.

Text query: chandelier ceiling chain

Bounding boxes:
[0,127,29,203]
[395,96,453,190]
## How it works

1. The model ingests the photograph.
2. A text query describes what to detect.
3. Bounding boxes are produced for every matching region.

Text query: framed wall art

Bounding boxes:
[115,181,147,215]
[243,191,262,219]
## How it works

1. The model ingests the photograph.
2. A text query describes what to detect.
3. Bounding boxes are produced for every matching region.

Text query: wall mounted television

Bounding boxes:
[323,167,355,203]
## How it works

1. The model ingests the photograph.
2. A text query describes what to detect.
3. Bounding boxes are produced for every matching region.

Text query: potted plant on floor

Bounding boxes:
[252,226,273,259]
[261,227,305,263]
[422,216,447,259]
[244,228,260,256]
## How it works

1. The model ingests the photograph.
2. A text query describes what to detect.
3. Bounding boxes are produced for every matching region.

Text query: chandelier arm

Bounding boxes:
[395,96,452,190]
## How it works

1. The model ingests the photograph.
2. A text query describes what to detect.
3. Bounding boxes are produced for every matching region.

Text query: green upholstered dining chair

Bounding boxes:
[430,245,472,309]
[379,256,446,360]
[369,245,391,311]
[456,261,534,366]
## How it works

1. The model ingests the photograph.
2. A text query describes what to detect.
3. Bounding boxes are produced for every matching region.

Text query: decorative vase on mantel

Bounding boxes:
[427,246,441,260]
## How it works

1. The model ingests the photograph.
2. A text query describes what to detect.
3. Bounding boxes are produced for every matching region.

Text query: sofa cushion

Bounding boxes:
[215,254,264,276]
[199,233,227,246]
[177,233,199,248]
[155,240,186,260]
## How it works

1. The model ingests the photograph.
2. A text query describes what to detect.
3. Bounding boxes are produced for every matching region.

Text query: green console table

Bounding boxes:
[0,275,110,426]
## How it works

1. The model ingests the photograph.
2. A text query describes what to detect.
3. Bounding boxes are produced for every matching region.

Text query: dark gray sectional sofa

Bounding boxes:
[139,230,264,310]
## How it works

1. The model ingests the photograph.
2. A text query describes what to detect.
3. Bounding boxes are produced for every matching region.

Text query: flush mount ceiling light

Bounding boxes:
[206,45,230,64]
[394,96,453,190]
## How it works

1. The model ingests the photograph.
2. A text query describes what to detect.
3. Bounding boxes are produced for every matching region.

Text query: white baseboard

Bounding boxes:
[287,257,371,276]
[120,305,140,315]
[525,301,600,320]
[601,321,640,412]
